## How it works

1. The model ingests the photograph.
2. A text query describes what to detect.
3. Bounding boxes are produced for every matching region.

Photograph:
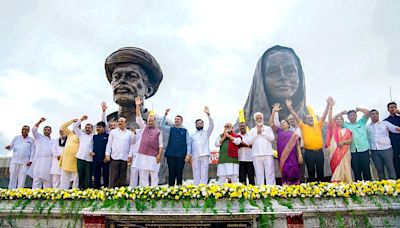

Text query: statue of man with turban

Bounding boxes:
[105,47,164,128]
[104,47,170,184]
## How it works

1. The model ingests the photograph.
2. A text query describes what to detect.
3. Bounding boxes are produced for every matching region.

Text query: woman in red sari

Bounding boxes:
[326,100,353,182]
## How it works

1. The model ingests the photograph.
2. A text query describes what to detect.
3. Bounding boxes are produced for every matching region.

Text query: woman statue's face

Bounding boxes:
[264,51,300,99]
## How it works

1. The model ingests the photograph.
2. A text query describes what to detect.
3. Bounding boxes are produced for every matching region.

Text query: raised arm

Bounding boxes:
[356,107,370,119]
[101,102,110,133]
[286,99,301,123]
[32,117,46,139]
[73,115,88,137]
[319,97,334,126]
[135,96,146,129]
[270,103,281,132]
[62,119,77,136]
[204,106,214,136]
[333,110,347,121]
[161,108,171,132]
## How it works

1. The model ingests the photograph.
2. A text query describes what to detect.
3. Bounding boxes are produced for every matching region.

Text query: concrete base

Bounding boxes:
[0,195,399,227]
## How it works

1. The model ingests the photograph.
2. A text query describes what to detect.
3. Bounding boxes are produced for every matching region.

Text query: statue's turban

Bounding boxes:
[105,47,163,98]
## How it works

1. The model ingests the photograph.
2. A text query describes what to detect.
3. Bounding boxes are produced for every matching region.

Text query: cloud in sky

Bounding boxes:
[0,0,399,151]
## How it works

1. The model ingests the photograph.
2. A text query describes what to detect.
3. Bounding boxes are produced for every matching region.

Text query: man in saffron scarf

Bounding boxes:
[270,104,301,185]
[326,100,353,182]
[215,123,241,184]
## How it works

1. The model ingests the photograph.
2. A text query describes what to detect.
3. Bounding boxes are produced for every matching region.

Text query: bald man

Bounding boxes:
[105,117,135,188]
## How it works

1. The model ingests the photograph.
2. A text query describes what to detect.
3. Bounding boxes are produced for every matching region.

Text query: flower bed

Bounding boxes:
[0,180,399,227]
[0,180,399,201]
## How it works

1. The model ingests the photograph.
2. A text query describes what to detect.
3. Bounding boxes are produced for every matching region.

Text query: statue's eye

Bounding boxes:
[285,66,296,74]
[126,73,140,80]
[113,73,122,80]
[267,67,279,76]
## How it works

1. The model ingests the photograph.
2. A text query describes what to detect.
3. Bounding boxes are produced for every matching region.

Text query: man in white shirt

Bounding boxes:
[188,106,214,185]
[238,122,255,185]
[31,118,54,189]
[51,128,66,188]
[5,125,35,189]
[128,128,141,187]
[73,115,94,189]
[249,112,275,185]
[105,117,134,188]
[367,109,400,180]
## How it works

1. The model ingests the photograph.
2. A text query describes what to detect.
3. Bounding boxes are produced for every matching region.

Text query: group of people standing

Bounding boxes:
[5,96,400,190]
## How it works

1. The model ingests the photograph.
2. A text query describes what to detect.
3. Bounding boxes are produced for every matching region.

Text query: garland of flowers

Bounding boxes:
[0,180,399,201]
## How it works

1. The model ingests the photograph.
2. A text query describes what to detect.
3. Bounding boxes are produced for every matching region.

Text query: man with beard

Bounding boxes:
[5,125,34,189]
[384,102,400,178]
[51,128,66,188]
[161,109,191,186]
[132,96,163,186]
[188,107,214,185]
[248,113,275,185]
[73,115,94,189]
[287,98,332,182]
[31,118,54,189]
[215,123,242,184]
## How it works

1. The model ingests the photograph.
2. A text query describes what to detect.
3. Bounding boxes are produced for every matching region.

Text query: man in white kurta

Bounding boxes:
[249,112,276,185]
[188,106,214,185]
[31,118,54,189]
[73,115,94,189]
[5,125,35,189]
[132,96,163,187]
[128,128,142,187]
[51,128,66,188]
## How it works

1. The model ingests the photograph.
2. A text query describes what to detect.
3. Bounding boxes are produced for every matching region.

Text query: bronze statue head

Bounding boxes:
[105,47,163,107]
[241,45,307,128]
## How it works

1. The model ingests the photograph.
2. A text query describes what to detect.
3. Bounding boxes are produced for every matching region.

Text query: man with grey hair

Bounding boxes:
[5,125,35,189]
[249,112,275,185]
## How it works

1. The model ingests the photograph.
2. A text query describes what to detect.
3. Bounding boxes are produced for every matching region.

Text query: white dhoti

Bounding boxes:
[129,157,139,188]
[133,153,160,187]
[8,163,28,189]
[31,156,53,189]
[60,170,79,189]
[253,155,275,185]
[50,157,62,188]
[52,174,61,188]
[217,163,239,184]
[192,156,210,185]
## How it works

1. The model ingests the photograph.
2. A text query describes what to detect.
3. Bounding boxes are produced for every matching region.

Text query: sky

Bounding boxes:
[0,0,399,155]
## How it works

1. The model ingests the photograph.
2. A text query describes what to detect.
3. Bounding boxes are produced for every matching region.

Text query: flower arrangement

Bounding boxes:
[0,179,398,201]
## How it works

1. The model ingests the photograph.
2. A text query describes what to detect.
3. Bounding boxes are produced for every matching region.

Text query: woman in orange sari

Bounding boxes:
[325,100,353,182]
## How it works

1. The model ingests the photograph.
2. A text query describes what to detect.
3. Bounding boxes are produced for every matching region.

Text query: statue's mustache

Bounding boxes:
[114,85,137,94]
